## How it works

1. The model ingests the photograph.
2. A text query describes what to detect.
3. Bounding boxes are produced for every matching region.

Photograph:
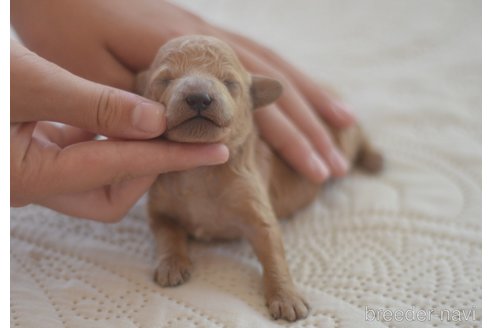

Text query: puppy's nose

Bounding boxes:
[185,93,213,112]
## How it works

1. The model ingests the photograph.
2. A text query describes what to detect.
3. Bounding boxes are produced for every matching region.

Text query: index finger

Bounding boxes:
[22,139,229,202]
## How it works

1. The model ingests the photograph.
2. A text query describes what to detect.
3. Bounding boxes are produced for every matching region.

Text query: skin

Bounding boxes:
[11,0,356,177]
[10,40,229,221]
[11,0,356,221]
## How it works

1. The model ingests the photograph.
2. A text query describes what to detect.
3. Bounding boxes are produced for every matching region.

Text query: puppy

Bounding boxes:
[137,35,382,321]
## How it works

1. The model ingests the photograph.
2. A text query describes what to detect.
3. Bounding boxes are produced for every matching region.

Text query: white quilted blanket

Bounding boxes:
[10,0,482,327]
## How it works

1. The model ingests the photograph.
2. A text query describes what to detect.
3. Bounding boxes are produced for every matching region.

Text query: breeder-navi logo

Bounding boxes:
[365,306,479,323]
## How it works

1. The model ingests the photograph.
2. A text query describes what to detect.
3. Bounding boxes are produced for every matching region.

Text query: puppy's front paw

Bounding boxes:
[154,256,192,287]
[267,290,310,322]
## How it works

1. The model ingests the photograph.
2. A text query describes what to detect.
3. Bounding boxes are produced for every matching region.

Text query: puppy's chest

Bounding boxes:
[151,169,245,240]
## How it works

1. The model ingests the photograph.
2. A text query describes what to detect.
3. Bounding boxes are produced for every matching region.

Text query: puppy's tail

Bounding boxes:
[334,125,384,174]
[355,138,384,173]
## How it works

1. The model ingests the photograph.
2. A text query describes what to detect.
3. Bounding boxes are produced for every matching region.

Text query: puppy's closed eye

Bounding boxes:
[224,80,238,89]
[156,78,173,87]
[147,79,172,100]
[147,70,175,99]
[223,80,241,97]
[153,68,174,85]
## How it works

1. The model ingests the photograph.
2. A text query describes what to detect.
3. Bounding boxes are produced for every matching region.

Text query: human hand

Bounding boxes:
[10,40,229,221]
[11,0,355,183]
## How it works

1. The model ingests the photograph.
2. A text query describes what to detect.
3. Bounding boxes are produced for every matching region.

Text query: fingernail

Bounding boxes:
[308,152,330,182]
[132,101,165,133]
[197,144,230,166]
[330,149,349,174]
[333,101,356,122]
[209,144,230,164]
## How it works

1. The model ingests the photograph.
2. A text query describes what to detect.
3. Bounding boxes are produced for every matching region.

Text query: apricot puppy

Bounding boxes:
[137,35,382,322]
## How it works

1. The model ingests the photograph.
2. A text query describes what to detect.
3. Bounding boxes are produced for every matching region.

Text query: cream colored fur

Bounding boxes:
[138,35,382,322]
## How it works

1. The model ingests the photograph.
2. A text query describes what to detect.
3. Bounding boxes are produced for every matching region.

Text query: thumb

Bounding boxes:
[11,39,166,139]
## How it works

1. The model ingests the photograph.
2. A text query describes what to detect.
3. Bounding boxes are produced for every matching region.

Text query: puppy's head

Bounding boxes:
[137,35,282,145]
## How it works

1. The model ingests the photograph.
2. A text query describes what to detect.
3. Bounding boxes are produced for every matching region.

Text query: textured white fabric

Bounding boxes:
[10,0,481,327]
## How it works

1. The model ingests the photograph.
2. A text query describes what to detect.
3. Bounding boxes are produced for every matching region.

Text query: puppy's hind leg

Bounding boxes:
[149,211,192,287]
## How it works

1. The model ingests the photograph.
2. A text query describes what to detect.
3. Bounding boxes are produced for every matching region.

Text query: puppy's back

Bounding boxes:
[260,124,383,219]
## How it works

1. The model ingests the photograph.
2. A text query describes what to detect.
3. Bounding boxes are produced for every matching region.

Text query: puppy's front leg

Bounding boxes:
[243,206,309,321]
[149,211,192,287]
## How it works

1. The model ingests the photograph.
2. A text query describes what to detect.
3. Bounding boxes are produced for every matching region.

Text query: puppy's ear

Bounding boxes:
[250,76,283,109]
[135,70,150,96]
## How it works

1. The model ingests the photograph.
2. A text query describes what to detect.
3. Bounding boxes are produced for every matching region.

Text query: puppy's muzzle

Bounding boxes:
[186,93,214,112]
